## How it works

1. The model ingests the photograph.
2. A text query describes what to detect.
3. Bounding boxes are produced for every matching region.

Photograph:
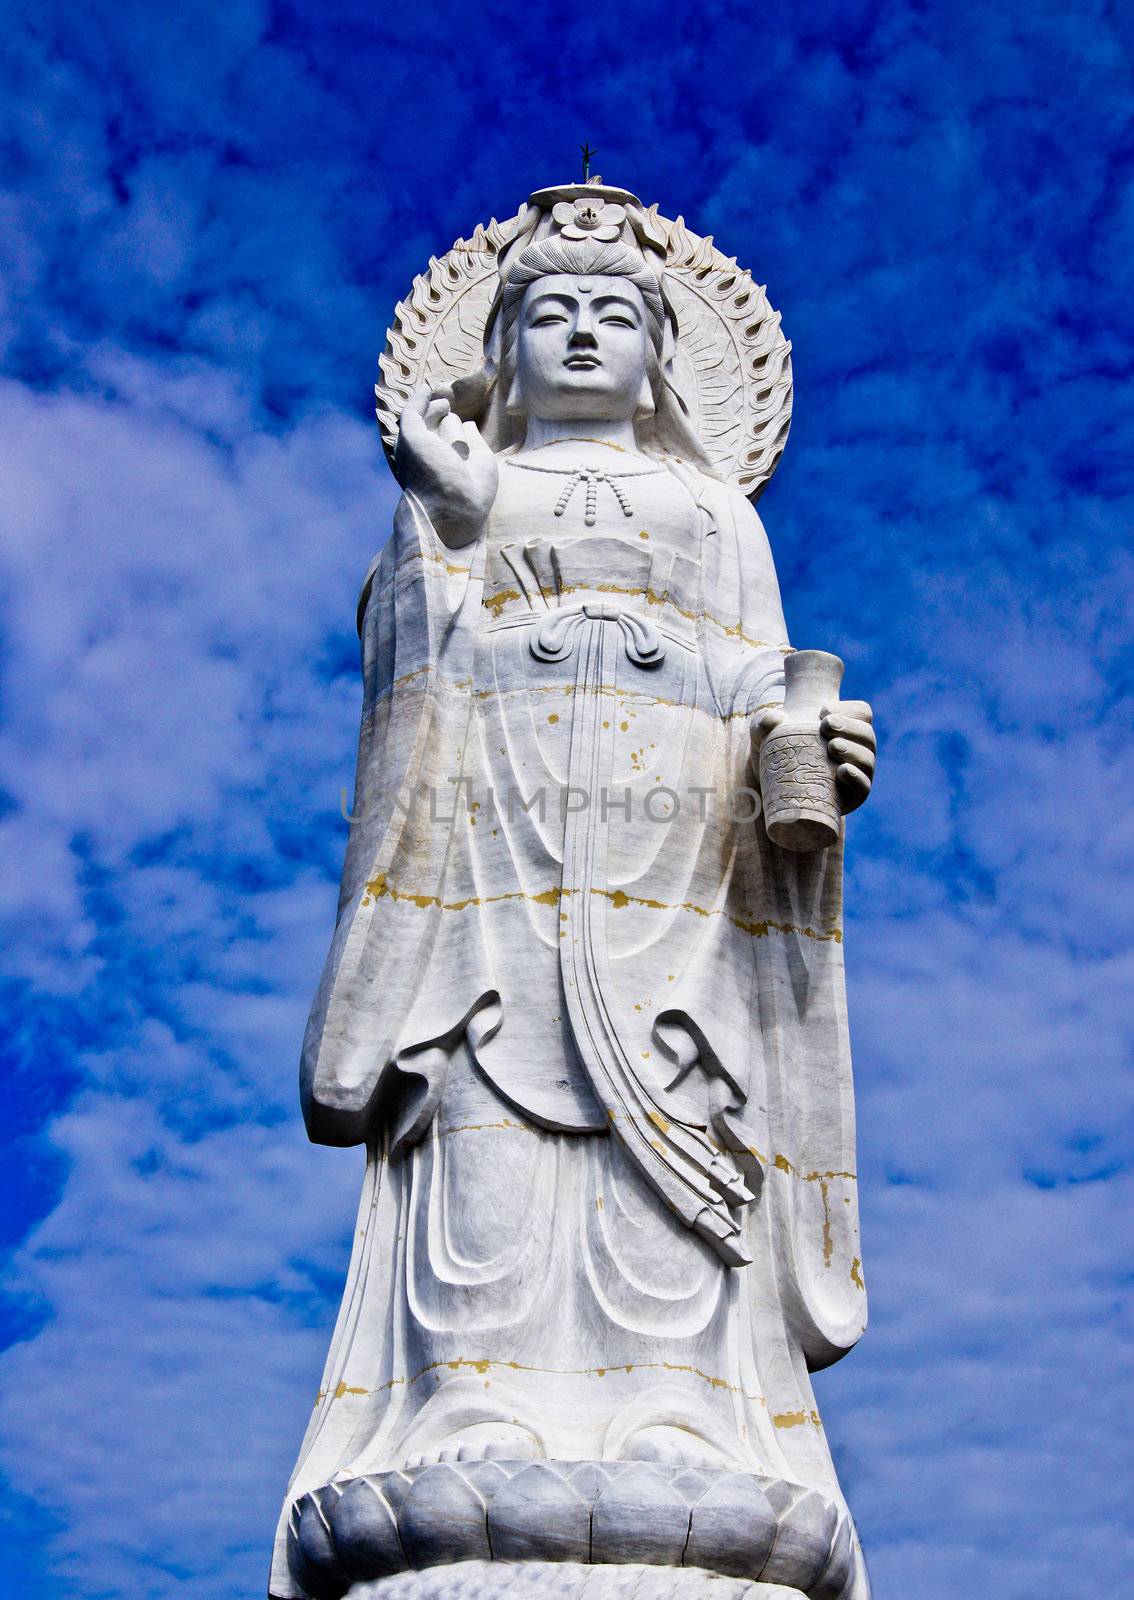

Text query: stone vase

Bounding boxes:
[758,650,845,851]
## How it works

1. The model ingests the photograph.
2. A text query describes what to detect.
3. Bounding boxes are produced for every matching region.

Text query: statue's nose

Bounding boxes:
[568,322,598,348]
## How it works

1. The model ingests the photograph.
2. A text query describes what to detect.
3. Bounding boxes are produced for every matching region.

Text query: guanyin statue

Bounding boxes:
[270,179,878,1600]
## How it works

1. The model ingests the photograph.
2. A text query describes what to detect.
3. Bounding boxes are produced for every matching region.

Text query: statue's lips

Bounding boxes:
[563,355,601,370]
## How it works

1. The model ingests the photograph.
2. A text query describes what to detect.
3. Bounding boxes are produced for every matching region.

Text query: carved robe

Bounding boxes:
[269,455,866,1596]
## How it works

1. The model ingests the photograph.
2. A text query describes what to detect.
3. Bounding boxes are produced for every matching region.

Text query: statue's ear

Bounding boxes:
[483,301,503,376]
[633,371,656,421]
[505,371,526,416]
[662,313,678,371]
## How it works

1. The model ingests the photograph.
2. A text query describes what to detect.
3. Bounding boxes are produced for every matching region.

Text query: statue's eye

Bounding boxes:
[601,314,636,328]
[531,311,569,326]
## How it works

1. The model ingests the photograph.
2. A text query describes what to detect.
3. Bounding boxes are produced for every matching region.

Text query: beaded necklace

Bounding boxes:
[507,459,664,527]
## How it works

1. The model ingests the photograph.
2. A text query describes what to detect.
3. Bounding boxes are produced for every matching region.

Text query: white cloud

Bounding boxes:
[0,363,395,1595]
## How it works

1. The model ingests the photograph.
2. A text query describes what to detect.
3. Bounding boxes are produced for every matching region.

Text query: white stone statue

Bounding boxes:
[270,182,878,1600]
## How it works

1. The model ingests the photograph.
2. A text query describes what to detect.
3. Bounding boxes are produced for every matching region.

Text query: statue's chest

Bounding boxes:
[476,461,711,797]
[483,460,702,631]
[488,458,700,562]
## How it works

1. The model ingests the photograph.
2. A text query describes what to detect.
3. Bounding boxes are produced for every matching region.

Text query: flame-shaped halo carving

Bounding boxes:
[375,202,793,501]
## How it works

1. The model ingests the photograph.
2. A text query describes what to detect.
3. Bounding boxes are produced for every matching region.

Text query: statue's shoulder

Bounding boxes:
[665,459,765,534]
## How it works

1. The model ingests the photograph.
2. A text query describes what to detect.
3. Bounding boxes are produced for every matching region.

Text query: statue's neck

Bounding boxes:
[521,416,639,453]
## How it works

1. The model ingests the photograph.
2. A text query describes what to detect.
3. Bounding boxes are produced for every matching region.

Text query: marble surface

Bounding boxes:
[285,1460,858,1597]
[344,1563,808,1600]
[270,181,877,1600]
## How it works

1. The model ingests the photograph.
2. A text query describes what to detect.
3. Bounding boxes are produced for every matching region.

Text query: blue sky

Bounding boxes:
[1,2,1131,1596]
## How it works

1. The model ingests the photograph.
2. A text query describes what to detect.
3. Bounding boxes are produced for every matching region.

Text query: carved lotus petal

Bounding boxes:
[586,200,625,227]
[461,1458,511,1497]
[758,1486,840,1591]
[291,1491,349,1598]
[561,222,622,242]
[567,1460,614,1504]
[369,1468,413,1523]
[487,1461,591,1561]
[552,198,627,243]
[670,1466,715,1501]
[590,1462,689,1565]
[398,1462,491,1567]
[685,1471,778,1578]
[289,1463,855,1595]
[328,1475,403,1579]
[810,1510,856,1600]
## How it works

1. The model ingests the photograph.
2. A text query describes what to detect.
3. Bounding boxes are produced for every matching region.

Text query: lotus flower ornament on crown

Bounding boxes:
[269,176,880,1600]
[552,197,626,239]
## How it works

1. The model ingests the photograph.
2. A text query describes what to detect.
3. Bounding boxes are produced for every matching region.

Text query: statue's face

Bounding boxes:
[514,274,650,421]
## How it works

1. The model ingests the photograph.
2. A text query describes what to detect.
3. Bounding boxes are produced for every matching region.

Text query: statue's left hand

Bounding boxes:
[394,387,499,548]
[752,699,877,815]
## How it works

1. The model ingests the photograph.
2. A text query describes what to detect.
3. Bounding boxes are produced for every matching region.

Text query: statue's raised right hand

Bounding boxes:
[393,387,499,548]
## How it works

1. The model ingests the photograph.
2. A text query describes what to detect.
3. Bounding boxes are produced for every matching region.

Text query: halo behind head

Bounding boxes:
[376,184,793,499]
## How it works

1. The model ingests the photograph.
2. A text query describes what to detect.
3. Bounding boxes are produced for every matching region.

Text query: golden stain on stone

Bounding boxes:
[315,1379,371,1406]
[480,575,787,654]
[361,870,842,945]
[772,1152,857,1184]
[483,585,523,618]
[337,1353,769,1405]
[438,1116,532,1138]
[772,1408,822,1430]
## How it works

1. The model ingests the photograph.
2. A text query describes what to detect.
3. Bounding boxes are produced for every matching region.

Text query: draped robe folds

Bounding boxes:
[269,461,867,1597]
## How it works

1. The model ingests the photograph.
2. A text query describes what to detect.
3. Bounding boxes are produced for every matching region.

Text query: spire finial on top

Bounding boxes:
[580,141,597,182]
